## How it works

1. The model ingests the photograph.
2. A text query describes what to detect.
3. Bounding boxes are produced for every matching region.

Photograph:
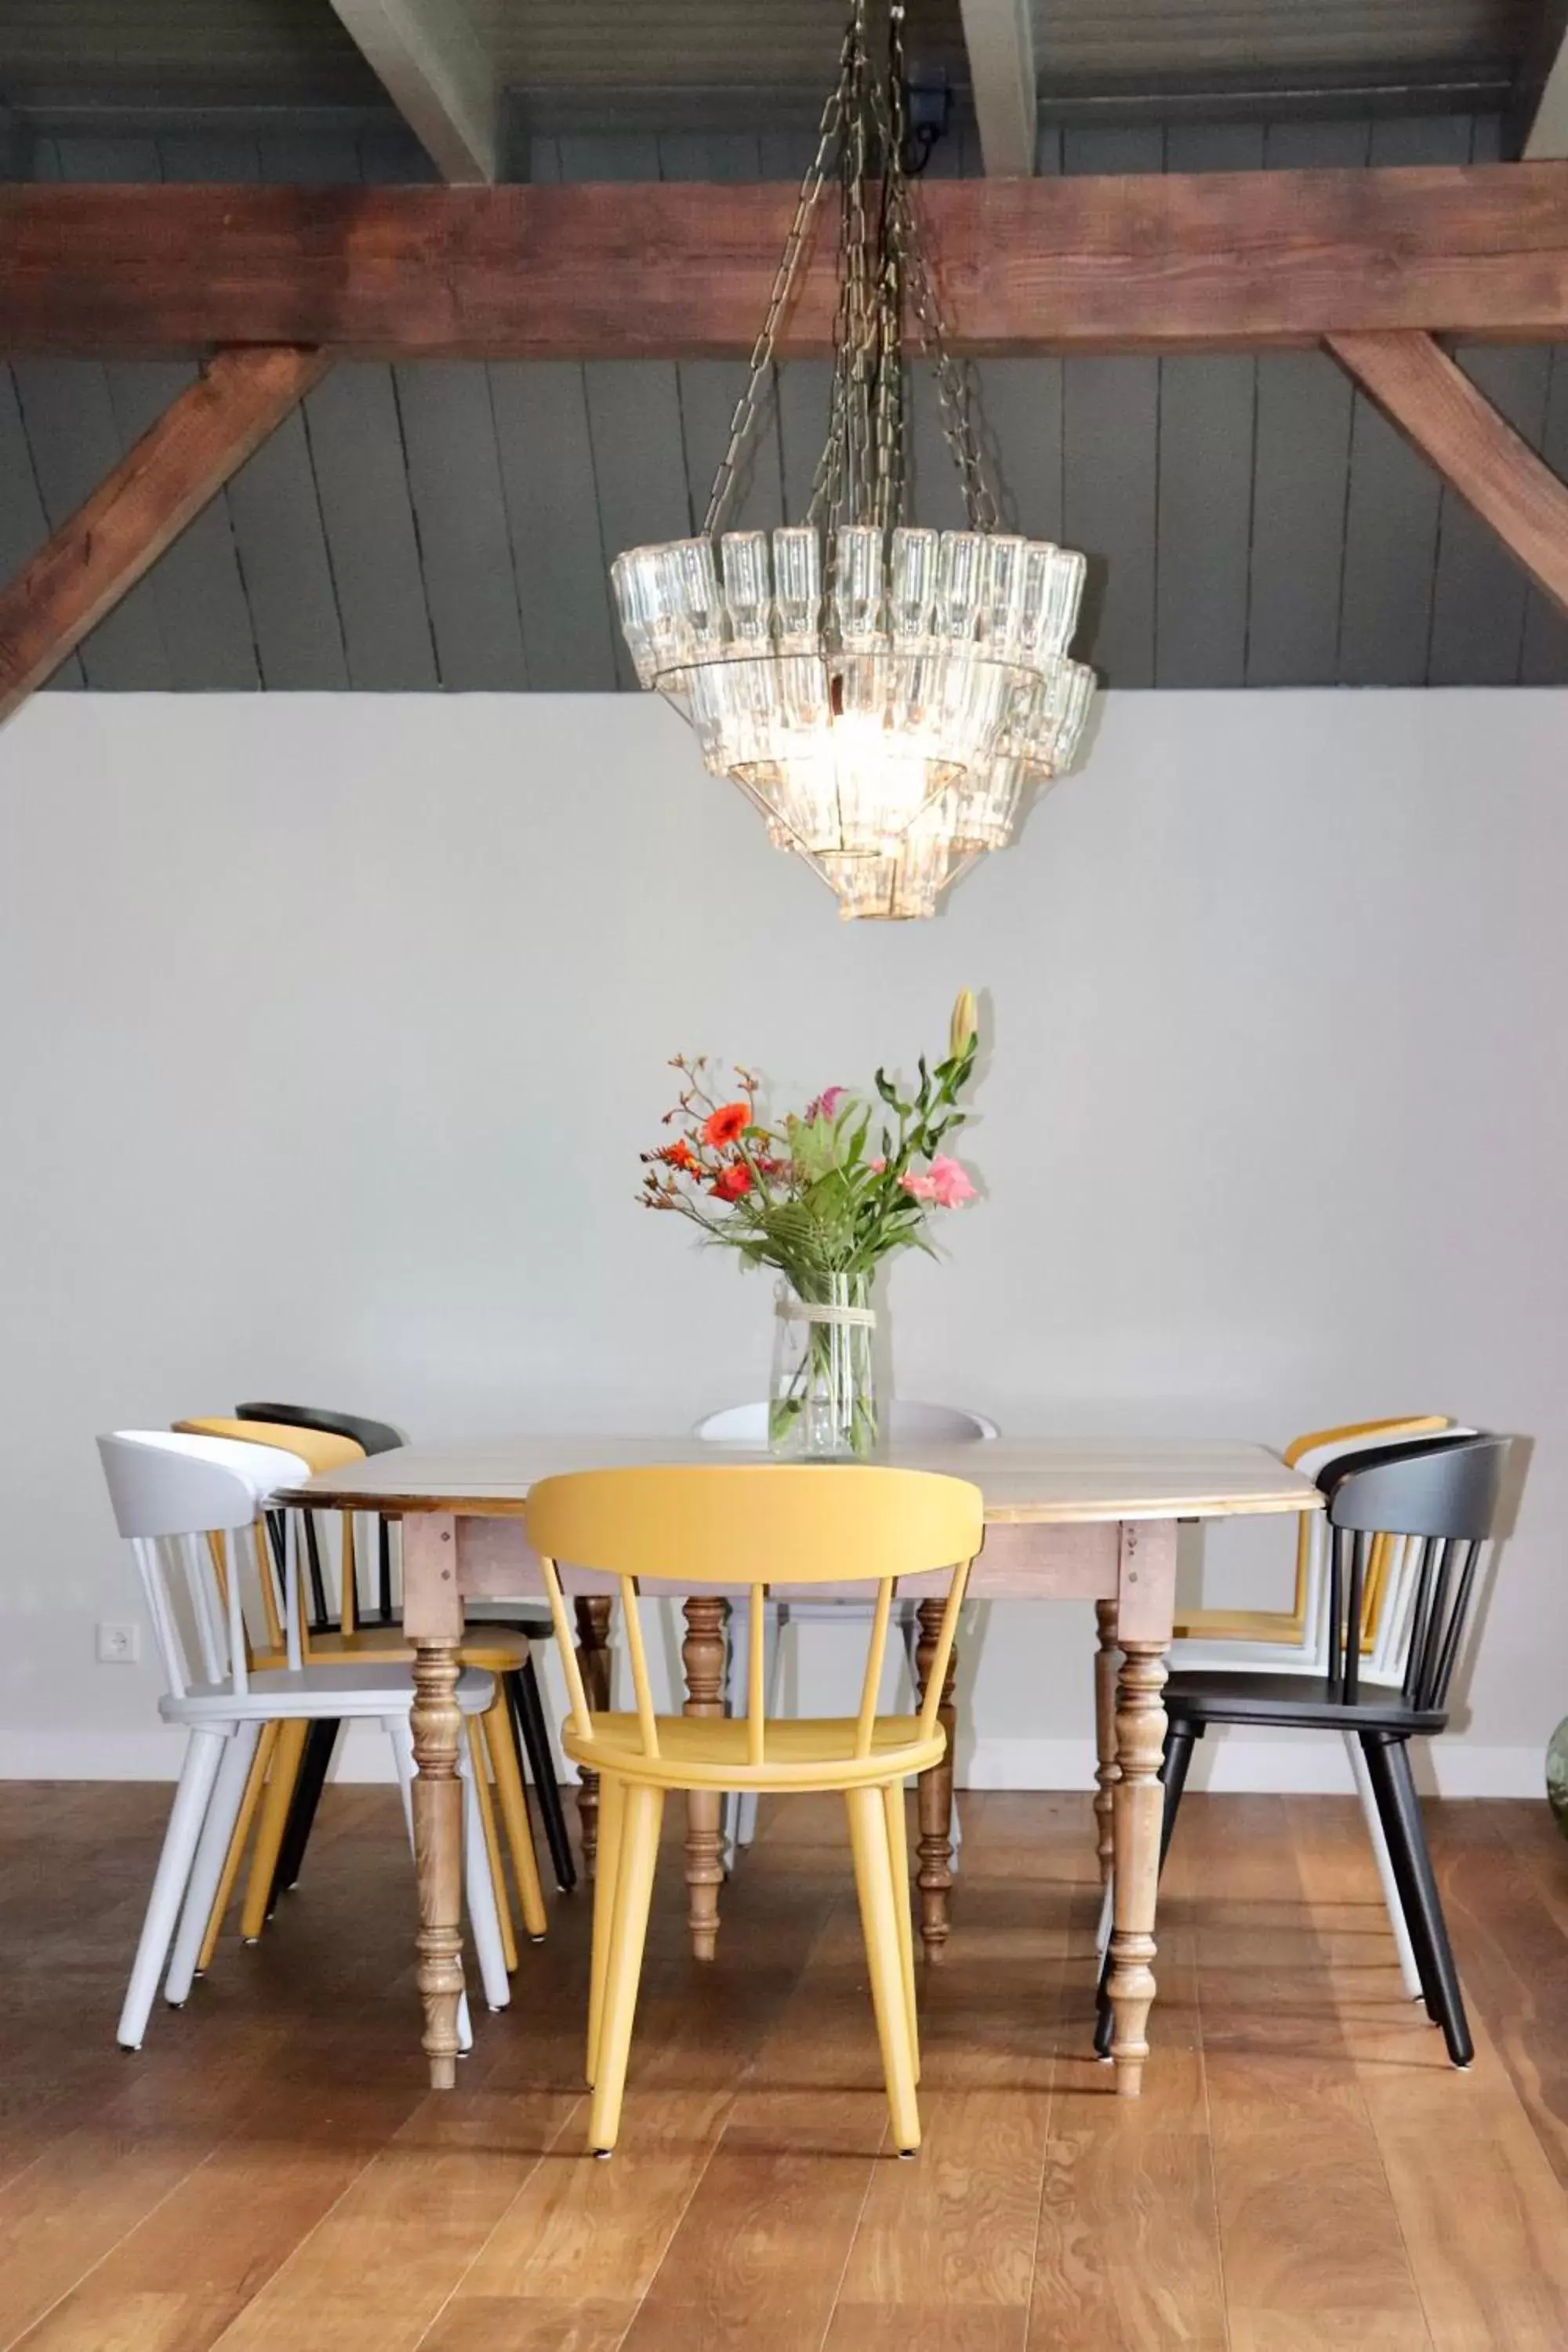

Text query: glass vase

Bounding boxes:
[768,1273,878,1458]
[1549,1716,1568,1842]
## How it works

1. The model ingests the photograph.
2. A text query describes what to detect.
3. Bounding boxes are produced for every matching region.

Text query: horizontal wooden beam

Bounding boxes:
[7,165,1568,360]
[1327,328,1568,616]
[0,345,327,722]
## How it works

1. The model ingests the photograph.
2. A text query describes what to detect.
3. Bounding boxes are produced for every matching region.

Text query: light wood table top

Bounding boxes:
[284,1433,1320,1525]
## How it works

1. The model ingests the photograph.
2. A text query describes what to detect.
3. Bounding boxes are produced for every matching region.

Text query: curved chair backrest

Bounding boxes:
[235,1402,403,1457]
[1316,1432,1512,1711]
[177,1415,368,1639]
[234,1403,401,1626]
[1281,1416,1454,1634]
[526,1465,984,1767]
[97,1432,310,1700]
[694,1399,997,1444]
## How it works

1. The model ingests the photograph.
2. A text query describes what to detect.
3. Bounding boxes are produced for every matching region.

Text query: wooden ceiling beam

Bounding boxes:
[327,0,499,183]
[957,0,1037,176]
[0,346,327,723]
[7,165,1568,359]
[1327,328,1568,615]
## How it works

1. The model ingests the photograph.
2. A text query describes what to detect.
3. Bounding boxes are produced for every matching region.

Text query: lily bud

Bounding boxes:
[949,988,978,1061]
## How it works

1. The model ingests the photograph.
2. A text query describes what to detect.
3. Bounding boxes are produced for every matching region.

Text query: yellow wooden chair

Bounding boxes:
[526,1463,983,2158]
[173,1417,548,1965]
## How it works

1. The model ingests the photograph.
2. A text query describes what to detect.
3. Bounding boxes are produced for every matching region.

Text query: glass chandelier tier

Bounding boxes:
[609,0,1096,920]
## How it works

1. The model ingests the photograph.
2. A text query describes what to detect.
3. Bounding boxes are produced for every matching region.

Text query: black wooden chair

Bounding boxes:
[1098,1430,1513,2068]
[236,1399,578,1898]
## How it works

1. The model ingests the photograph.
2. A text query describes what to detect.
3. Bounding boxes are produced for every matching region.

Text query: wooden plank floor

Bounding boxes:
[0,1784,1564,2352]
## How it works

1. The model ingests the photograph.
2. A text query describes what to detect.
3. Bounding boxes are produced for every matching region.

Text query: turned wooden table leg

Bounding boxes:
[1107,1519,1176,2097]
[1093,1598,1120,1884]
[574,1595,612,1878]
[915,1595,960,1956]
[402,1514,466,2090]
[682,1594,730,1962]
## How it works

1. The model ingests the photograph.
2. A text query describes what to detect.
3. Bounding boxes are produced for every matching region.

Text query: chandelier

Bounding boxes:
[609,0,1095,920]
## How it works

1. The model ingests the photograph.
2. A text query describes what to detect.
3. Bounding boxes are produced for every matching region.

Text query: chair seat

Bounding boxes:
[163,1664,496,1725]
[1163,1670,1445,1737]
[564,1710,946,1791]
[254,1625,529,1676]
[464,1599,553,1631]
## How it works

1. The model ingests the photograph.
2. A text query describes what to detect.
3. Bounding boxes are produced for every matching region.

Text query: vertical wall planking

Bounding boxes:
[1246,119,1368,685]
[172,129,349,691]
[1062,127,1161,687]
[661,133,786,541]
[1334,116,1472,687]
[1155,124,1261,689]
[265,130,438,690]
[1520,349,1568,684]
[564,135,695,690]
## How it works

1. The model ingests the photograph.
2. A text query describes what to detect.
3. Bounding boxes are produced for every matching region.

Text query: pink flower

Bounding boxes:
[869,1156,886,1174]
[927,1154,977,1209]
[898,1169,938,1203]
[804,1085,846,1123]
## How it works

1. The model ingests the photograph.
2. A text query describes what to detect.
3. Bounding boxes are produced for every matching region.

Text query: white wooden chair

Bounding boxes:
[694,1400,997,1857]
[97,1429,510,2050]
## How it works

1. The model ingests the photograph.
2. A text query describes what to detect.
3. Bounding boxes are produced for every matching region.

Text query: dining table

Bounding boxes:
[282,1435,1319,2098]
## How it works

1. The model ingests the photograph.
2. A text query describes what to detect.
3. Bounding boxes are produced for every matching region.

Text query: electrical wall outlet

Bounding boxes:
[96,1621,140,1665]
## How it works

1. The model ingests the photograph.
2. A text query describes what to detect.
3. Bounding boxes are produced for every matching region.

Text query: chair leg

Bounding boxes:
[1345,1730,1425,2001]
[847,1784,922,2155]
[165,1723,261,2005]
[118,1729,226,2050]
[485,1690,550,1942]
[240,1719,307,1941]
[198,1719,275,1974]
[467,1717,519,1973]
[883,1780,920,2088]
[721,1611,746,1865]
[1362,1735,1473,2066]
[461,1737,512,2013]
[387,1715,473,2054]
[268,1717,340,1907]
[1096,1720,1196,2059]
[586,1772,625,2089]
[587,1780,664,2156]
[510,1658,576,1892]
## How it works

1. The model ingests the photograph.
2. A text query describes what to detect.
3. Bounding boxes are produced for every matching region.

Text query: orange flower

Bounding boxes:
[659,1138,699,1173]
[710,1163,753,1203]
[702,1102,751,1149]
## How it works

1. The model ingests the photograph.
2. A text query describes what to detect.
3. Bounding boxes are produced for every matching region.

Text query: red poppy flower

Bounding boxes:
[702,1102,751,1149]
[710,1163,753,1202]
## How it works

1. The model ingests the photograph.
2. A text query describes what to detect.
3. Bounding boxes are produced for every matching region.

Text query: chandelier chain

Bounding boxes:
[705,0,997,546]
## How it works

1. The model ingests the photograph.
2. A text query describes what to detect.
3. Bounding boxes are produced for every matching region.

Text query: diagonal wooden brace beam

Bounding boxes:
[1327,328,1568,615]
[0,344,328,723]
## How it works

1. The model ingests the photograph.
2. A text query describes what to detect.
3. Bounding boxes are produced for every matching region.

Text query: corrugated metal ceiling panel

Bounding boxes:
[1028,0,1535,80]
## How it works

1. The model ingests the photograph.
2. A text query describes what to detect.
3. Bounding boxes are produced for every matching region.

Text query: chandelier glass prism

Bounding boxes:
[609,0,1095,920]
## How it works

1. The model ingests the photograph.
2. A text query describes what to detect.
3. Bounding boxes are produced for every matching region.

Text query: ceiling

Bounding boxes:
[0,0,1553,122]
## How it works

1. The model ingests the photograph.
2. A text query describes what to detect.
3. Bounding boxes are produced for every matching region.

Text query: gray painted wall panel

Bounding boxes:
[489,361,618,691]
[1246,119,1369,687]
[1520,347,1568,685]
[0,362,83,688]
[561,135,693,688]
[1428,345,1552,685]
[1062,129,1161,688]
[165,129,348,688]
[1335,117,1472,688]
[395,362,529,690]
[1156,125,1263,689]
[3,109,1563,699]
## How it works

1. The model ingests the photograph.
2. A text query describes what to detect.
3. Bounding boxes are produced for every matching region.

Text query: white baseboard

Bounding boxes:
[0,1725,1544,1798]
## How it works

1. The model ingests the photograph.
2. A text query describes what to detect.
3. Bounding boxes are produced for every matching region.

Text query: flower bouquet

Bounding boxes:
[640,990,981,1456]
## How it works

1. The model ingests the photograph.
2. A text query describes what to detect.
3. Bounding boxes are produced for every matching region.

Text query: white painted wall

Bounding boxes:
[1,688,1564,1795]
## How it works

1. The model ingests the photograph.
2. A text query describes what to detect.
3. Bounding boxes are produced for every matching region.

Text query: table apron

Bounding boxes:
[453,1512,1120,1604]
